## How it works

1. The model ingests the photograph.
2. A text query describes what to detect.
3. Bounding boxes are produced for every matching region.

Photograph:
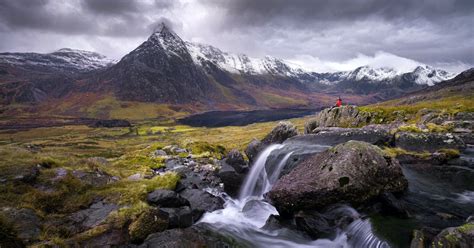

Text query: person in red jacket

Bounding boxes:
[335,97,342,107]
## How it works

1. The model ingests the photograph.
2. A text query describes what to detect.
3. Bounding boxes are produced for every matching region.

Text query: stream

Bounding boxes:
[199,144,389,247]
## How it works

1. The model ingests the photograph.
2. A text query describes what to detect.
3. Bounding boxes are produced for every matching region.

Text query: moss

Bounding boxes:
[397,124,424,133]
[426,123,454,133]
[0,214,22,247]
[185,141,227,159]
[24,173,93,214]
[128,208,168,243]
[438,148,461,159]
[458,223,474,234]
[383,147,431,159]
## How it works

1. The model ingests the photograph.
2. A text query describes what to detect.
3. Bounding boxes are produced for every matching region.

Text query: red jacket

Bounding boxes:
[336,99,342,107]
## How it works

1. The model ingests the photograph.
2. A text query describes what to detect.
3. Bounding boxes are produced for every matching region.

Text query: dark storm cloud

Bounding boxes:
[0,0,176,36]
[0,0,472,72]
[207,0,474,25]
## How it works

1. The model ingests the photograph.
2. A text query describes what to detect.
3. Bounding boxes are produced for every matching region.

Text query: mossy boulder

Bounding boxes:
[432,222,474,248]
[268,141,408,215]
[185,142,226,159]
[128,207,169,244]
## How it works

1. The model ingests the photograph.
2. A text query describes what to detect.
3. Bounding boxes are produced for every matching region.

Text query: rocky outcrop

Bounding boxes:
[268,141,408,215]
[261,121,298,144]
[395,132,466,152]
[298,125,393,146]
[304,105,372,133]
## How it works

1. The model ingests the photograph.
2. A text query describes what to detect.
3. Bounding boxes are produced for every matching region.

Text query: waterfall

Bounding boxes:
[199,144,390,248]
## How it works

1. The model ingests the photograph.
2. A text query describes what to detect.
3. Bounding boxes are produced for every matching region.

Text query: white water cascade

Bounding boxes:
[199,144,390,247]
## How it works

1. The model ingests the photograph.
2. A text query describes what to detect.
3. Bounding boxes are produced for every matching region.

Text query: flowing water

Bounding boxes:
[199,144,390,248]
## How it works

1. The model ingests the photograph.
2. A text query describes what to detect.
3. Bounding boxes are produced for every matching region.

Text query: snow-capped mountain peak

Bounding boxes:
[347,66,401,81]
[411,65,455,86]
[0,48,115,72]
[146,23,188,58]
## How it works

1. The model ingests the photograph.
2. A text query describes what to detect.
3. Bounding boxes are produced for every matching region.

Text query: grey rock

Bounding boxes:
[217,164,245,197]
[395,132,466,152]
[71,170,117,187]
[304,105,372,133]
[147,189,189,208]
[261,121,298,144]
[268,141,408,215]
[70,201,118,230]
[225,149,246,172]
[160,206,194,228]
[244,139,262,163]
[1,208,41,244]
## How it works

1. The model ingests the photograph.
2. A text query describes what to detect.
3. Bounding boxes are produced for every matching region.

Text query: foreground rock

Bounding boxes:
[139,224,244,248]
[268,141,408,215]
[304,105,372,133]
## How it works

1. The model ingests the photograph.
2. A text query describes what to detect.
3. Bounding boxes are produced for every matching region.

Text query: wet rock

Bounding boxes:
[304,105,372,133]
[160,206,194,228]
[294,211,332,238]
[180,189,224,220]
[147,189,189,208]
[225,149,247,173]
[1,208,41,244]
[245,139,262,163]
[139,224,243,248]
[217,164,245,197]
[268,141,408,215]
[432,220,474,248]
[395,132,466,153]
[129,208,169,244]
[261,121,298,144]
[70,201,118,231]
[377,192,409,217]
[90,119,131,128]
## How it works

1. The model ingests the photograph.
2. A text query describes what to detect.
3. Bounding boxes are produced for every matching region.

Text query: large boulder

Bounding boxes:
[261,121,298,144]
[395,132,466,152]
[268,141,408,215]
[225,149,247,173]
[304,105,372,133]
[217,164,245,197]
[160,206,194,228]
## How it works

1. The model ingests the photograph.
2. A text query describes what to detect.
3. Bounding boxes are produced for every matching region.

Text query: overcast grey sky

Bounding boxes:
[0,0,472,73]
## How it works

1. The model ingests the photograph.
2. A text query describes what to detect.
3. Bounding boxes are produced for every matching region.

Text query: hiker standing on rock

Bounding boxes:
[335,97,342,107]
